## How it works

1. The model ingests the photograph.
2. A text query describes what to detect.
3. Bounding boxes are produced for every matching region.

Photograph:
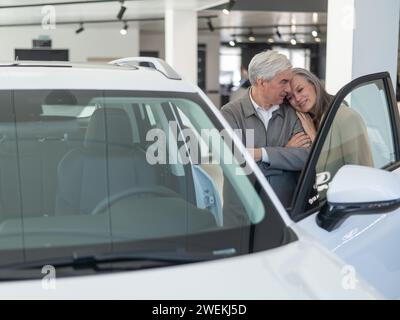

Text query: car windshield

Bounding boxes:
[0,89,288,276]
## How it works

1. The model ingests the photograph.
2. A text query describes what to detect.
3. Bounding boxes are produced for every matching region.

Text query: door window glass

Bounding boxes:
[316,79,396,202]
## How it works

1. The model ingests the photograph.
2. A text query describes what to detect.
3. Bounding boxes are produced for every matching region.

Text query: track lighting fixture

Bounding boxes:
[222,0,235,15]
[75,22,84,34]
[248,29,255,42]
[117,1,127,20]
[120,22,128,35]
[275,26,282,39]
[207,18,214,32]
[312,27,319,38]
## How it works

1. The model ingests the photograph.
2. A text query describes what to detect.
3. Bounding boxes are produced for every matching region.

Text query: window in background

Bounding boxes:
[219,47,242,86]
[273,47,311,70]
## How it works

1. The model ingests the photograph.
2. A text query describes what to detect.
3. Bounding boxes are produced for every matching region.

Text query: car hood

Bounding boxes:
[0,238,381,299]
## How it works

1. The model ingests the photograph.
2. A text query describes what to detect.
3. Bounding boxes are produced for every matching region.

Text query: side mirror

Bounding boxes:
[316,165,400,231]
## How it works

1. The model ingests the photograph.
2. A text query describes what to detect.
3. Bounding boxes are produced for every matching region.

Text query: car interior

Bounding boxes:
[0,90,262,250]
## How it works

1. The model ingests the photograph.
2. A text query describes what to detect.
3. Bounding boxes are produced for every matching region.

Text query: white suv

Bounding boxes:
[0,58,398,299]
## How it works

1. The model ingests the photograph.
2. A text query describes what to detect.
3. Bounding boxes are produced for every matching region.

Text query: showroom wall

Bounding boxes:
[140,31,221,107]
[0,26,139,62]
[0,26,220,107]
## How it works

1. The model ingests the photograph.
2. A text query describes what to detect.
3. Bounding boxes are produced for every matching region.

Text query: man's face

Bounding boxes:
[259,69,292,106]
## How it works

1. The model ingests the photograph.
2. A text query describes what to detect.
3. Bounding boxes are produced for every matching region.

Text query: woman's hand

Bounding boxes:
[296,111,317,143]
[285,132,312,148]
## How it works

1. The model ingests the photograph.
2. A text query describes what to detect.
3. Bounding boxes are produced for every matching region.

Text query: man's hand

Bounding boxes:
[247,148,263,162]
[285,132,312,148]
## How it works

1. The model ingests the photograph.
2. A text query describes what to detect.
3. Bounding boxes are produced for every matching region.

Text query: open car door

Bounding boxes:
[290,72,400,298]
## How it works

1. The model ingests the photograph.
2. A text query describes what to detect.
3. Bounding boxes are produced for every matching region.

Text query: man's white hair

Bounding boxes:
[248,50,292,85]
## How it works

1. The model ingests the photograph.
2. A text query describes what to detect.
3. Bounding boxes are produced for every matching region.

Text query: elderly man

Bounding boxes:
[221,50,310,207]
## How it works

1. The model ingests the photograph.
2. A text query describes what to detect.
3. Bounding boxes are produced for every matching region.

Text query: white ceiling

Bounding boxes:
[202,10,327,42]
[0,0,227,25]
[0,0,327,42]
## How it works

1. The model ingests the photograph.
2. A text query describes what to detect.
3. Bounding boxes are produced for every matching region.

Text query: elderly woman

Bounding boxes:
[286,68,374,183]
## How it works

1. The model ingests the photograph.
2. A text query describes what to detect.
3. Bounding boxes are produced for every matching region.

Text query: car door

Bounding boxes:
[291,72,400,298]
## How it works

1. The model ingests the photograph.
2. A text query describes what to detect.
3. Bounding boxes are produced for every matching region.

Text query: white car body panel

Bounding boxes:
[0,64,197,92]
[0,238,380,300]
[297,167,400,299]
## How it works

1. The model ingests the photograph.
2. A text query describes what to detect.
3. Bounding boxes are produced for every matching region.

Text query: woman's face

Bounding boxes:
[288,75,317,113]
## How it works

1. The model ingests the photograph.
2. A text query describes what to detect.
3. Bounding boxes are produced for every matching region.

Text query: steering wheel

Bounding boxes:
[91,185,180,215]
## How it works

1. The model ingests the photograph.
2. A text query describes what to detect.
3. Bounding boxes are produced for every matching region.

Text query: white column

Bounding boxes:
[165,9,198,85]
[326,0,400,94]
[129,21,140,57]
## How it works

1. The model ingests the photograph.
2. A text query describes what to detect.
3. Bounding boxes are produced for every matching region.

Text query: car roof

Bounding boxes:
[0,60,198,92]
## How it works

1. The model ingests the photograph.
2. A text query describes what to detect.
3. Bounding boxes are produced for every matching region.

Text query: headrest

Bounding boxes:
[84,108,133,149]
[45,90,78,106]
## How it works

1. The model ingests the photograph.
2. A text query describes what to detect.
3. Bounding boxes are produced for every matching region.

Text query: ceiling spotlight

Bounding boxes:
[312,28,319,37]
[267,38,274,43]
[75,23,84,34]
[207,18,214,32]
[117,1,127,20]
[275,27,282,39]
[120,22,128,35]
[315,37,321,43]
[229,40,236,47]
[290,35,297,45]
[222,0,235,15]
[248,29,255,42]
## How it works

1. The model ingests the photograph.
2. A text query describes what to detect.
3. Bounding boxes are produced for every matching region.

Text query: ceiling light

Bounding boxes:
[75,23,84,34]
[222,0,235,15]
[207,18,214,32]
[267,38,274,43]
[120,22,128,35]
[312,29,318,37]
[312,12,319,24]
[248,29,255,42]
[290,36,297,45]
[229,40,236,47]
[117,1,127,20]
[315,37,321,43]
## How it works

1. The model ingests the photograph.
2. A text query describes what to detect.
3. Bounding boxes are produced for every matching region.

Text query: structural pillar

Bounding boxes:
[165,9,198,85]
[326,0,400,94]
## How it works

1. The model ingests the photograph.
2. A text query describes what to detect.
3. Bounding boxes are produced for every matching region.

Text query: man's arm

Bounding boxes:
[264,146,310,171]
[264,116,310,171]
[220,107,239,130]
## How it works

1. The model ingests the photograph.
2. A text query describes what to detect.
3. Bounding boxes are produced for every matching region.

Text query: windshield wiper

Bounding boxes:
[0,250,215,273]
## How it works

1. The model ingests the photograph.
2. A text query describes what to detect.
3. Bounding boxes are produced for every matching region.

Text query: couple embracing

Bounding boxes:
[221,50,372,208]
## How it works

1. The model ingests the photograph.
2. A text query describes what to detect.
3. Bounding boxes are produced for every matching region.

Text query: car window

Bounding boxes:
[315,79,396,202]
[0,89,291,272]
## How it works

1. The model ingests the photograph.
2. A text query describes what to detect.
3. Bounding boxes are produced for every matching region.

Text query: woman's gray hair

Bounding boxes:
[248,50,292,85]
[291,67,333,128]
